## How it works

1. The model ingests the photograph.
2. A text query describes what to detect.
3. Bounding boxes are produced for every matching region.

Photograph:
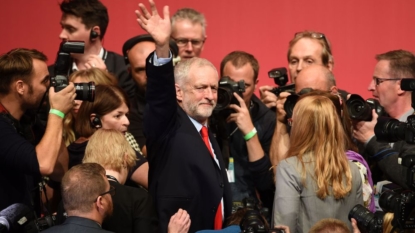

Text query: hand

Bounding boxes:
[227,93,254,135]
[276,91,291,124]
[274,225,290,233]
[259,85,277,108]
[49,83,76,114]
[84,54,107,70]
[135,0,171,47]
[353,109,378,143]
[351,218,361,233]
[168,209,191,233]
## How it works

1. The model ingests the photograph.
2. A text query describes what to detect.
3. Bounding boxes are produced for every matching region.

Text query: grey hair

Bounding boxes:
[174,57,217,88]
[171,8,207,36]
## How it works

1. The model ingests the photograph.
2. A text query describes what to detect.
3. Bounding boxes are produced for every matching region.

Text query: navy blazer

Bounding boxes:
[144,54,232,233]
[42,216,113,233]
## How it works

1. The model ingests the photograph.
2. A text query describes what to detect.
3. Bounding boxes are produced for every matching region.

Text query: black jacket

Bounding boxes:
[144,54,232,233]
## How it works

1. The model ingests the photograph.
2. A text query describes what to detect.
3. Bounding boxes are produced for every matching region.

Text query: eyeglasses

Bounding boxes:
[373,77,401,86]
[294,31,332,55]
[172,37,205,48]
[94,185,116,202]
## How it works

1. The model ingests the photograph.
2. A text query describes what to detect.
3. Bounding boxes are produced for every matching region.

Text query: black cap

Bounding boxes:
[122,34,179,65]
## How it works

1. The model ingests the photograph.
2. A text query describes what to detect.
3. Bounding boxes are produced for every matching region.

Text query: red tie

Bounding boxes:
[200,126,223,230]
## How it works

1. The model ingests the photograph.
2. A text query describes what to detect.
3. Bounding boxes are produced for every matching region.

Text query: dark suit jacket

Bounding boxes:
[47,49,143,147]
[42,216,113,233]
[144,54,232,233]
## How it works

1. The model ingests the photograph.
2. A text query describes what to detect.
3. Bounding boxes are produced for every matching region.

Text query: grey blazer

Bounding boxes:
[272,155,363,233]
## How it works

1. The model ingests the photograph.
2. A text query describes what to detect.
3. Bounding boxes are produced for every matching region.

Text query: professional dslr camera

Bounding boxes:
[0,203,56,232]
[239,198,284,233]
[268,67,295,97]
[214,76,245,114]
[349,153,415,232]
[346,94,386,121]
[375,79,415,143]
[51,40,95,102]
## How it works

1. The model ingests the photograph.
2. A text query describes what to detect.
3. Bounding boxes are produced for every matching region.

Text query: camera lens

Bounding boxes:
[74,82,95,102]
[240,210,267,233]
[215,87,232,111]
[284,94,299,119]
[346,94,372,121]
[379,190,401,213]
[348,204,383,233]
[374,116,406,143]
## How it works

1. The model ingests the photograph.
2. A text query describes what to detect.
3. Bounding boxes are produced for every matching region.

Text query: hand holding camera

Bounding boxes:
[49,83,76,115]
[353,109,378,143]
[227,92,254,136]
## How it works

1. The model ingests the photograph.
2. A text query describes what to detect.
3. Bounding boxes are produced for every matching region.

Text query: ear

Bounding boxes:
[15,80,25,95]
[329,85,339,95]
[254,79,259,90]
[176,84,183,102]
[91,26,101,41]
[95,196,105,213]
[397,80,405,95]
[90,113,97,123]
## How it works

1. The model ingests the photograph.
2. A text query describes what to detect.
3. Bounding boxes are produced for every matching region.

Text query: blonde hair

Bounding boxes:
[63,68,118,146]
[287,95,352,199]
[83,129,137,173]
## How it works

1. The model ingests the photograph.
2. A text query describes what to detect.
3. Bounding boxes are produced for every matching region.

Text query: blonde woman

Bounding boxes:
[273,95,363,232]
[83,129,157,232]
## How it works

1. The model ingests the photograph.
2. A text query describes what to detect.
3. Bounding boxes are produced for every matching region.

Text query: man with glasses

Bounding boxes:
[353,49,415,188]
[171,8,207,60]
[43,163,114,233]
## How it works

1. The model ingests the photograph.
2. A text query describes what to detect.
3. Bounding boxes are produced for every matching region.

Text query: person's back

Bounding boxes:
[275,155,362,232]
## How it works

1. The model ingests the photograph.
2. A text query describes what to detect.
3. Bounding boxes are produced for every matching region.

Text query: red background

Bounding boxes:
[1,0,414,99]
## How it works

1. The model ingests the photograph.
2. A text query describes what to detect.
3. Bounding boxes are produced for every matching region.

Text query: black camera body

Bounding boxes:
[379,189,415,229]
[51,41,95,102]
[346,94,386,121]
[215,76,245,112]
[375,115,415,144]
[268,67,295,97]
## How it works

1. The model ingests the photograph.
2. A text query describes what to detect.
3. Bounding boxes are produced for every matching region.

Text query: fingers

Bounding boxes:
[149,0,158,16]
[233,92,246,108]
[163,5,170,20]
[139,2,152,18]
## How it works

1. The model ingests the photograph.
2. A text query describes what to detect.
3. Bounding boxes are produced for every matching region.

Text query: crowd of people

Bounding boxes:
[1,0,415,233]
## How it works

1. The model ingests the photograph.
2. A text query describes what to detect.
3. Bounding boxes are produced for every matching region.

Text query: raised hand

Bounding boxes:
[135,0,171,49]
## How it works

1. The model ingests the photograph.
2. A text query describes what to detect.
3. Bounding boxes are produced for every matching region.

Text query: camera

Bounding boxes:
[379,189,415,230]
[238,198,284,233]
[50,41,95,102]
[268,67,295,97]
[374,115,415,144]
[348,204,384,233]
[346,94,386,121]
[215,76,245,112]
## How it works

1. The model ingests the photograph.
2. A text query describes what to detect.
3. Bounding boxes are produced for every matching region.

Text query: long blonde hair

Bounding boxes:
[287,95,352,199]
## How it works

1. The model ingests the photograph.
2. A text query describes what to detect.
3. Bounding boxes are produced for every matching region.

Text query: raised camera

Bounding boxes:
[215,76,245,111]
[50,41,95,102]
[346,94,386,121]
[268,67,295,97]
[375,115,415,144]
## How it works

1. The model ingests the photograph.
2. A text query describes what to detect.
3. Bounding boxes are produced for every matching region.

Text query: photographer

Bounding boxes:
[219,51,276,210]
[353,50,415,189]
[0,48,75,211]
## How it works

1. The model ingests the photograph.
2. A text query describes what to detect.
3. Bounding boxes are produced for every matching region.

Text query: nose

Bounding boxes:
[368,79,375,91]
[184,41,193,52]
[74,100,82,107]
[59,29,67,40]
[205,87,214,100]
[123,116,130,126]
[296,60,304,74]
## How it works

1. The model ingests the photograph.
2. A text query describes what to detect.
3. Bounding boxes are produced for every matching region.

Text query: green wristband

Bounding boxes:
[49,109,65,119]
[244,128,257,141]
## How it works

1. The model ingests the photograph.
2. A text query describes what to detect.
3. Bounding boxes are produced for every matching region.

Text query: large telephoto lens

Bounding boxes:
[379,190,401,213]
[348,204,383,233]
[374,116,406,143]
[74,82,95,102]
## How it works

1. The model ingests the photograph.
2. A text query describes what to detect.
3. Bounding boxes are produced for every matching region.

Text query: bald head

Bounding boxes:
[294,64,336,93]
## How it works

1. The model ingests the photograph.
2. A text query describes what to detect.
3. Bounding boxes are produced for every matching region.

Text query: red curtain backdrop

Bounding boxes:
[1,0,414,99]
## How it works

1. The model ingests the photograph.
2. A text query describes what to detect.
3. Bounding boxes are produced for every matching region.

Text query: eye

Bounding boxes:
[306,59,314,64]
[289,60,298,65]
